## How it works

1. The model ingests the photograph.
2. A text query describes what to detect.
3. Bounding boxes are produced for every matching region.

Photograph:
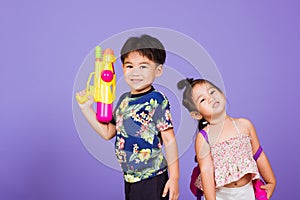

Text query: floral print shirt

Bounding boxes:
[210,134,260,187]
[114,87,173,183]
[195,120,260,189]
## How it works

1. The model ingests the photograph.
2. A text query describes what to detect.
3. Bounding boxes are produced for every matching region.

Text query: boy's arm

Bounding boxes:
[195,133,216,200]
[76,91,116,140]
[243,118,276,199]
[161,128,179,200]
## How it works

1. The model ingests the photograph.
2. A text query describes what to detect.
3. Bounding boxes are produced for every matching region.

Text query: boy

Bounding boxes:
[76,35,179,200]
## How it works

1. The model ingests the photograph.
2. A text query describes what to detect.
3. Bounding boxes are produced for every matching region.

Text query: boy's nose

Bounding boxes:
[131,67,140,74]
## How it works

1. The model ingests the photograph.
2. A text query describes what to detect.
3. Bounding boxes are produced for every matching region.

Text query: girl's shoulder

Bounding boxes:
[233,117,252,125]
[231,117,254,135]
[194,129,211,159]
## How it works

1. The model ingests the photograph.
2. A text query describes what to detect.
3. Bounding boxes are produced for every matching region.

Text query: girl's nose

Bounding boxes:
[208,96,213,104]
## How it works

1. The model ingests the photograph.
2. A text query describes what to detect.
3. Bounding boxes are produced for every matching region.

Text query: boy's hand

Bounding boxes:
[162,178,179,200]
[76,90,94,110]
[261,182,276,199]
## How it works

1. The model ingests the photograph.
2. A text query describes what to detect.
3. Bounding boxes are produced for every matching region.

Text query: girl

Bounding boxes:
[178,78,276,200]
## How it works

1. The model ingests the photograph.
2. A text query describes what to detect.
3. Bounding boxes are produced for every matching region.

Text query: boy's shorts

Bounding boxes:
[124,171,169,200]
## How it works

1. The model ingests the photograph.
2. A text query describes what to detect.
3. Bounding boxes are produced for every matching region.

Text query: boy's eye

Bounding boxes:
[139,65,147,69]
[126,65,133,69]
[200,98,205,103]
[210,90,215,95]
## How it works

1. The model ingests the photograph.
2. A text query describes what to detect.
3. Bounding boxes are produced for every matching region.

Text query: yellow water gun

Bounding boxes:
[76,46,116,122]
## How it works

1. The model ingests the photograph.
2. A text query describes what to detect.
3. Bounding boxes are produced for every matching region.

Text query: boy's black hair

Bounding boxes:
[177,78,223,131]
[120,34,166,65]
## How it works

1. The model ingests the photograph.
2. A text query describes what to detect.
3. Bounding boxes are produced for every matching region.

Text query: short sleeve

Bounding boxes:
[152,93,173,132]
[111,92,129,126]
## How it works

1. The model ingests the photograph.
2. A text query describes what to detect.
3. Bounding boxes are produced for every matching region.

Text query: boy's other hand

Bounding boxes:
[162,178,179,200]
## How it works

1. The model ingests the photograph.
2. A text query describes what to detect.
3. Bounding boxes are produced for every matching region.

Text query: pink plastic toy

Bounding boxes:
[76,46,116,123]
[253,179,268,200]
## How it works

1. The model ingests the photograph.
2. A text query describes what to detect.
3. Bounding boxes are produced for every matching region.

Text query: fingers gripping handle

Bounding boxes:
[76,72,95,104]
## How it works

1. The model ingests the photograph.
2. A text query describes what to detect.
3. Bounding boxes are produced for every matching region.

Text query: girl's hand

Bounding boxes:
[162,178,179,200]
[76,90,94,111]
[261,182,276,199]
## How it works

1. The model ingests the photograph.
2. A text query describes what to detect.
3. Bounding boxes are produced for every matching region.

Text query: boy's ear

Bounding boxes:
[122,64,126,73]
[155,64,163,77]
[190,111,202,120]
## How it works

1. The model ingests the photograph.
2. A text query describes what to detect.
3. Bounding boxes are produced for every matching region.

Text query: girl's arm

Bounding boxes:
[195,133,216,200]
[242,118,276,199]
[76,90,116,140]
[161,128,180,200]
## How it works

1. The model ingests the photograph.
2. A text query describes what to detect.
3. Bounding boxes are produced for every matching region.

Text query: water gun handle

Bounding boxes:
[253,179,268,200]
[76,72,95,104]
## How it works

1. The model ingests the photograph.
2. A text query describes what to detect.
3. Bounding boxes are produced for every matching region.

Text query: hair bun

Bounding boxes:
[177,78,193,90]
[186,78,194,84]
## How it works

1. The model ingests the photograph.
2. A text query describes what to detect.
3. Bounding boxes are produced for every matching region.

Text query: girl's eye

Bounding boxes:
[200,98,205,103]
[126,65,133,69]
[210,90,215,95]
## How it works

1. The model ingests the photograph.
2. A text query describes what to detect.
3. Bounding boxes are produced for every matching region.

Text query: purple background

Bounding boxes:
[1,0,299,199]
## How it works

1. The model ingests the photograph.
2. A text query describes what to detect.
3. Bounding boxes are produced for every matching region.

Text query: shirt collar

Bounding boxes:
[129,86,155,98]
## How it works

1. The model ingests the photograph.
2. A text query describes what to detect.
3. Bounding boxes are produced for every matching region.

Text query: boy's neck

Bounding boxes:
[129,86,154,98]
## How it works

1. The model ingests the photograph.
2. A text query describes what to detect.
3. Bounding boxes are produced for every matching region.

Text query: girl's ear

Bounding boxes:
[190,111,203,120]
[155,64,163,77]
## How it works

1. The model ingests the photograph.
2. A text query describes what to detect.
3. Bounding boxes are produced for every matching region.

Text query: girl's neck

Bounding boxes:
[208,113,228,126]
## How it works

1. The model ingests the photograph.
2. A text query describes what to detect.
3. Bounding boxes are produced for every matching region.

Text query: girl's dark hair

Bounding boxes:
[177,78,222,131]
[120,34,166,65]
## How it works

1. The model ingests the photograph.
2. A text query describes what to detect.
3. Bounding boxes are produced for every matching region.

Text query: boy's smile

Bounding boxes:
[122,51,163,94]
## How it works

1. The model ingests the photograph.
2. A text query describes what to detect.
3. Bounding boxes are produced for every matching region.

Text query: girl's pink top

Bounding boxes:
[195,120,260,189]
